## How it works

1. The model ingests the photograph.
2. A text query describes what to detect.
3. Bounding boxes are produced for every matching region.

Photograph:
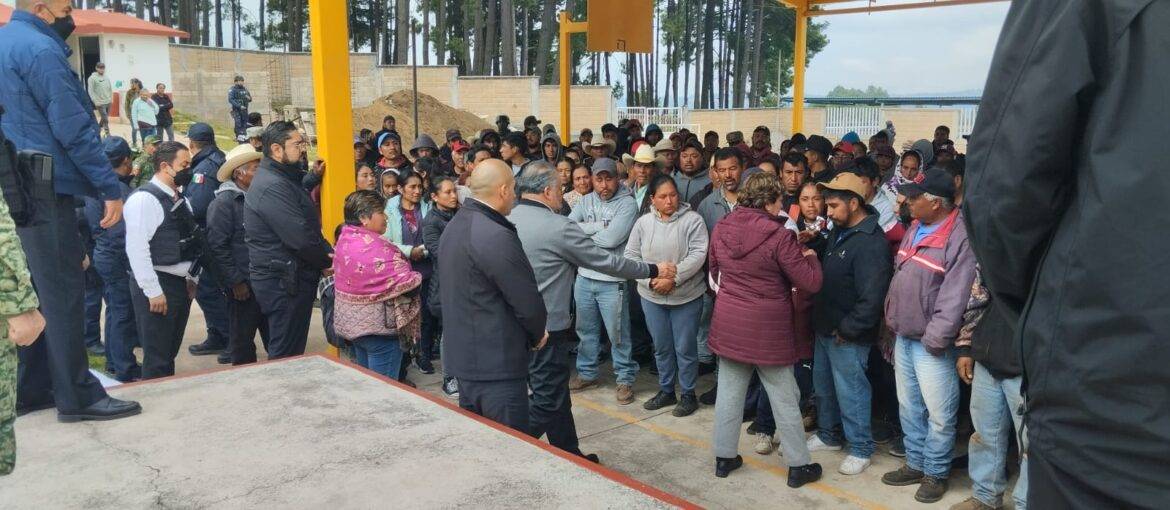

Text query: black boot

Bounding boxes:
[715,455,743,478]
[699,384,718,406]
[787,463,823,488]
[58,397,142,423]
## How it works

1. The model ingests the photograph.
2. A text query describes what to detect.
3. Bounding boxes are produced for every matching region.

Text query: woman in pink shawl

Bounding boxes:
[333,190,422,380]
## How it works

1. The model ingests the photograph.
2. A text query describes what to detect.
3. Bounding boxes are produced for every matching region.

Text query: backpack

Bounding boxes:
[0,105,42,227]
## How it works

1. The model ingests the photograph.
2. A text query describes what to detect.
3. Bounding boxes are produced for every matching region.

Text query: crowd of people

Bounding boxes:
[2,3,1165,510]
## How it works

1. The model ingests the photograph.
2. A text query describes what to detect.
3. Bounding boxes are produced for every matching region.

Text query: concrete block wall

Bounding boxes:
[455,76,540,123]
[536,86,614,136]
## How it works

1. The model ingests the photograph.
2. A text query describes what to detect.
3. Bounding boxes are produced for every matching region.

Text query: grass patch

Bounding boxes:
[87,351,106,371]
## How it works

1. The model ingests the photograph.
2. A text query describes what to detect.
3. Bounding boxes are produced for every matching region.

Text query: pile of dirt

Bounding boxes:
[353,90,492,146]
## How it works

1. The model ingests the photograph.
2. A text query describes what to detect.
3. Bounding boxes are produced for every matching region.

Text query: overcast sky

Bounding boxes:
[230,0,1009,97]
[805,2,1010,95]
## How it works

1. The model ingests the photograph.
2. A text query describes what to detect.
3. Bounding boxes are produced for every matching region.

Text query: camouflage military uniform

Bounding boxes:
[130,150,155,188]
[0,192,40,476]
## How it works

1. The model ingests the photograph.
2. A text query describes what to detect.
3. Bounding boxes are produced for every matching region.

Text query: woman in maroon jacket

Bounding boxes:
[707,172,824,487]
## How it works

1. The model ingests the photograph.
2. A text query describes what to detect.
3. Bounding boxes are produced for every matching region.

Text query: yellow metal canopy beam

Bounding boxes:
[777,0,1008,133]
[559,12,588,147]
[308,0,355,243]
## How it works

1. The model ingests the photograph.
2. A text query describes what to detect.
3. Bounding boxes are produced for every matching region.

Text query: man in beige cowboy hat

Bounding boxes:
[207,144,269,365]
[622,144,665,211]
[652,138,677,173]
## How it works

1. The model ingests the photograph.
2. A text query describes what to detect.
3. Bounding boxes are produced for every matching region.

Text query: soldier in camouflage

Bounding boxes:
[0,191,45,476]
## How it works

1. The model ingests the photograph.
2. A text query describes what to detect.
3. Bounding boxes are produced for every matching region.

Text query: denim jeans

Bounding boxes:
[894,335,959,478]
[92,250,140,381]
[138,127,156,139]
[813,334,875,458]
[969,362,1028,509]
[574,276,637,384]
[640,296,702,395]
[352,335,403,381]
[695,294,715,364]
[158,124,174,141]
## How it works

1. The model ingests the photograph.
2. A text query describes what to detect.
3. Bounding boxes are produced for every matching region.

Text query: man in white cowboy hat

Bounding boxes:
[206,144,269,365]
[622,144,665,212]
[588,138,617,164]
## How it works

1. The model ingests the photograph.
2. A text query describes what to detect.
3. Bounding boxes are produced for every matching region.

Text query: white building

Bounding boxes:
[0,2,187,117]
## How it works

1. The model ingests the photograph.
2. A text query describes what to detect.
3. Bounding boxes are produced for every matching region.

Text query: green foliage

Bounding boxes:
[827,85,890,98]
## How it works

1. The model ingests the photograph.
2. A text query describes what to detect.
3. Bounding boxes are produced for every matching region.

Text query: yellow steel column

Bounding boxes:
[308,0,353,359]
[308,0,355,243]
[558,13,587,146]
[792,5,808,134]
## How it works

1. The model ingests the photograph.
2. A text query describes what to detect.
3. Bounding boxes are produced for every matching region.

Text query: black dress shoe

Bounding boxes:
[581,453,600,464]
[787,463,823,488]
[58,397,142,423]
[715,455,743,478]
[216,351,232,365]
[188,340,225,356]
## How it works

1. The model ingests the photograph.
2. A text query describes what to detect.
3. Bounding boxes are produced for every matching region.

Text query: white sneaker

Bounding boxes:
[753,433,776,455]
[806,435,843,452]
[837,455,871,475]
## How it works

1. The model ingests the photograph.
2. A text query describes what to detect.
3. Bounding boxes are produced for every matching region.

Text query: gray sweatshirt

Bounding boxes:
[624,203,709,306]
[510,199,652,331]
[568,183,640,283]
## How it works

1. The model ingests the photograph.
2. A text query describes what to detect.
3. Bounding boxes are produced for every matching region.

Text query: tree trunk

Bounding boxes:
[473,0,486,73]
[436,0,447,64]
[699,0,714,109]
[732,1,750,108]
[395,0,410,64]
[135,0,144,17]
[258,0,266,50]
[519,6,528,75]
[422,0,431,65]
[499,0,515,76]
[748,0,765,107]
[214,0,223,46]
[485,0,499,74]
[533,0,557,84]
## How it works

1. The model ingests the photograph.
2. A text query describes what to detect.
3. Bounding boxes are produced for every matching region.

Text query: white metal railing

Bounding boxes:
[957,106,980,138]
[824,106,883,140]
[615,106,691,135]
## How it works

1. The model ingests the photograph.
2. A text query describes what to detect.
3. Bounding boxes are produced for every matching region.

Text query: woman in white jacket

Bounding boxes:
[624,174,709,417]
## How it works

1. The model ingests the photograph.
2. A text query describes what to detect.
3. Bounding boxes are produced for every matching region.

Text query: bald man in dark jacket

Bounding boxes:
[439,159,547,433]
[964,1,1170,507]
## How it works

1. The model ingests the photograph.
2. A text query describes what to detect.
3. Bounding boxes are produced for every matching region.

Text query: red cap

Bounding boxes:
[834,141,855,154]
[451,139,471,153]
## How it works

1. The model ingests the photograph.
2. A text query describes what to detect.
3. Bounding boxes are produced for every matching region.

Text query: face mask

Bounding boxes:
[171,167,193,188]
[45,8,75,40]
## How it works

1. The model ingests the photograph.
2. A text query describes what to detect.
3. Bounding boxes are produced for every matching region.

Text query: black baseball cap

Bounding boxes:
[899,167,956,199]
[186,123,215,143]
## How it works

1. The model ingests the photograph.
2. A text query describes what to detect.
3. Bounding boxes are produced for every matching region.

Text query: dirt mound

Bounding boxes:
[353,90,492,146]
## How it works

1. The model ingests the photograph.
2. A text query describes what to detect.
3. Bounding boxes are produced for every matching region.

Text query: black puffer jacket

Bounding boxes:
[421,206,455,318]
[206,181,249,289]
[183,145,225,223]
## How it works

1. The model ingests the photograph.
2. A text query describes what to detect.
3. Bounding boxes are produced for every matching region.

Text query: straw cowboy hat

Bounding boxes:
[622,143,665,170]
[589,138,617,157]
[217,143,262,182]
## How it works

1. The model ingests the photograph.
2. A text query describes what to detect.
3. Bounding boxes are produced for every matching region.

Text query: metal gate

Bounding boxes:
[614,106,694,135]
[824,106,883,140]
[957,106,980,138]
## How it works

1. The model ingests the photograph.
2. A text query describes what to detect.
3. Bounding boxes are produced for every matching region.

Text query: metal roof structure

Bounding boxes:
[775,0,1008,131]
[0,5,188,38]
